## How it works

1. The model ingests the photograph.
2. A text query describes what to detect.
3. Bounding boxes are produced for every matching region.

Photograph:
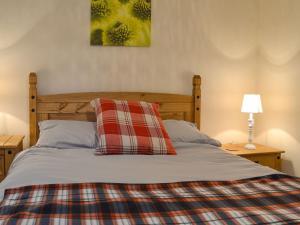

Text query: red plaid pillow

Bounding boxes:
[91,99,176,155]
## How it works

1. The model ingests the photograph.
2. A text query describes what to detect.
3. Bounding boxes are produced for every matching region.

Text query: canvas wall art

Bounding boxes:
[91,0,151,47]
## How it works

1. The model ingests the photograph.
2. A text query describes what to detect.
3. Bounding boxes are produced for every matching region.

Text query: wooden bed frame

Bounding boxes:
[29,73,201,146]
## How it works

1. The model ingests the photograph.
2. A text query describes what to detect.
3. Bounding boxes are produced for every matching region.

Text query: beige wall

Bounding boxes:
[257,0,300,176]
[0,0,258,146]
[1,0,298,175]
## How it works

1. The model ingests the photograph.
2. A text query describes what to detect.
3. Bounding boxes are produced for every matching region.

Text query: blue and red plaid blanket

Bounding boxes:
[0,174,300,225]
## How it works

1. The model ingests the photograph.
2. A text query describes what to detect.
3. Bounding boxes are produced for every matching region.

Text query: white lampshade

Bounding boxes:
[241,94,263,113]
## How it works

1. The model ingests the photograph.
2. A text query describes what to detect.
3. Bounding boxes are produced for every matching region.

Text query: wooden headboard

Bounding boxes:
[29,73,201,146]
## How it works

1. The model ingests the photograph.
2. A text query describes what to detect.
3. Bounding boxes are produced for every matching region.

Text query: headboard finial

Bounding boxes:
[29,72,37,85]
[193,75,201,86]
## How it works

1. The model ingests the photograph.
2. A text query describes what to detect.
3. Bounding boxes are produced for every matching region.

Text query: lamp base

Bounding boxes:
[244,143,256,150]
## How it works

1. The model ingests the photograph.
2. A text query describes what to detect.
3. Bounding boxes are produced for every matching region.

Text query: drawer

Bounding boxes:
[5,149,19,174]
[244,153,281,170]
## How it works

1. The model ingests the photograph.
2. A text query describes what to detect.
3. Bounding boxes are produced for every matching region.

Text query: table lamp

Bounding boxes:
[241,94,263,150]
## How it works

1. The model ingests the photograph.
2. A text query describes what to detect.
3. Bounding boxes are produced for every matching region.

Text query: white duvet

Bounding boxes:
[0,143,278,200]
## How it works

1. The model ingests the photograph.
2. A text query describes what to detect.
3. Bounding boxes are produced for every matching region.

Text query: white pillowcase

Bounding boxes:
[163,120,221,147]
[36,120,97,149]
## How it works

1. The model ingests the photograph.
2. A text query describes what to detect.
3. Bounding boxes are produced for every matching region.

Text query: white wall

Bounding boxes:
[1,0,299,175]
[0,0,259,146]
[257,0,300,176]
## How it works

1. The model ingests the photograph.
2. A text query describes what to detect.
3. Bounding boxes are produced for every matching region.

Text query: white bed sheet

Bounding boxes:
[0,143,278,200]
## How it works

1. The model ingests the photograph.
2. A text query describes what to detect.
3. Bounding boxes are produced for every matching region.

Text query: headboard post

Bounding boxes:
[29,72,37,146]
[193,75,201,129]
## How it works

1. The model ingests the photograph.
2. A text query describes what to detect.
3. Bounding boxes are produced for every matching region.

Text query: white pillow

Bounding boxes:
[36,120,97,149]
[163,120,221,147]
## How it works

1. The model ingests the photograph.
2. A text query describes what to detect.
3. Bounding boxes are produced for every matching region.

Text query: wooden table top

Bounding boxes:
[222,143,285,156]
[0,135,25,148]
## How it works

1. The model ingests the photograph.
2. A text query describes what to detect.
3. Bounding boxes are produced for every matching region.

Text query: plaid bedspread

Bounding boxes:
[0,174,300,225]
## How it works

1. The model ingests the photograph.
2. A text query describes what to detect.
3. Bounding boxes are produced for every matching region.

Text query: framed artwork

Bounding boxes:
[91,0,151,47]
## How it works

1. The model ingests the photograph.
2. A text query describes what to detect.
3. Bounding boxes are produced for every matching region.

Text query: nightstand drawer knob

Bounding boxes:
[8,151,12,155]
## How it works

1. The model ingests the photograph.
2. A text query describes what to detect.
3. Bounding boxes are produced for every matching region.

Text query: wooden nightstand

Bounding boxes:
[0,135,24,181]
[222,143,285,171]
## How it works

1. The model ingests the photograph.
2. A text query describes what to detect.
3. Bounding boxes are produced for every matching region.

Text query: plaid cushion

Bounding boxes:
[91,98,176,155]
[0,175,300,225]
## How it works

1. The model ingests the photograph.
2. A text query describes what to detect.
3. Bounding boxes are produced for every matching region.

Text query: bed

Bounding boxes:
[0,73,299,224]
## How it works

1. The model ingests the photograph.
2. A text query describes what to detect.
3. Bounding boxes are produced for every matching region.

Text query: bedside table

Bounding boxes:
[222,143,285,171]
[0,135,24,181]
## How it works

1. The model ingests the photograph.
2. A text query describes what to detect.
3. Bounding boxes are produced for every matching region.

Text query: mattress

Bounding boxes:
[2,143,299,224]
[0,142,277,201]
